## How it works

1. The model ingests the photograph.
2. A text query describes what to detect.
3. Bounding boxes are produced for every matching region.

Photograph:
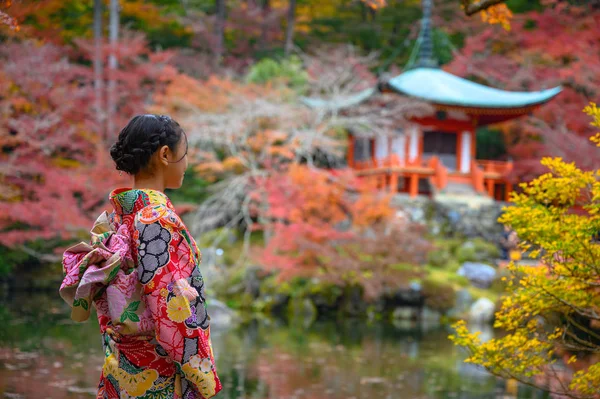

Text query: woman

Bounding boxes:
[59,115,222,399]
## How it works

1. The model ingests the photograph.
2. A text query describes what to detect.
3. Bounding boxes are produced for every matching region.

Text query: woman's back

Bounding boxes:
[59,115,221,399]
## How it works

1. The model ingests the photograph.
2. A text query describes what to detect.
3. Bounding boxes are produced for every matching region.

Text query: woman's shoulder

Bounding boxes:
[135,203,186,231]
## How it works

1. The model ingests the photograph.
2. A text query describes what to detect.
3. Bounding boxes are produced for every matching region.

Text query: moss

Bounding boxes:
[455,244,478,263]
[456,238,500,263]
[421,278,456,314]
[425,267,469,290]
[471,238,501,260]
[433,238,464,255]
[466,286,500,304]
[427,248,453,268]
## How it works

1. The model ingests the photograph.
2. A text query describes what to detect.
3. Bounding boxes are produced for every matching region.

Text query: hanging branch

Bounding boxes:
[461,0,507,16]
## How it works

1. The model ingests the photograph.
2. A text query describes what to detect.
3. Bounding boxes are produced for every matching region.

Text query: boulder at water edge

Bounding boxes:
[457,262,497,288]
[468,298,496,324]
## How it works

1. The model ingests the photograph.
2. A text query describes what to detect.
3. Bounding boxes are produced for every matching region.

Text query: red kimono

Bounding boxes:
[60,188,222,399]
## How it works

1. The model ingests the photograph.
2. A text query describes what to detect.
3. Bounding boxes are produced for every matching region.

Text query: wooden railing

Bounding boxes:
[471,160,485,193]
[475,160,513,177]
[351,157,512,200]
[427,156,448,191]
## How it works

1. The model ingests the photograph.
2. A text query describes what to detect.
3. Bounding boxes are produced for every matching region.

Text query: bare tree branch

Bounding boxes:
[461,0,507,16]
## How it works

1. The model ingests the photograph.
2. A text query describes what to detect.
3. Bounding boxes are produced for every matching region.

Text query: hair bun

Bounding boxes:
[109,114,185,176]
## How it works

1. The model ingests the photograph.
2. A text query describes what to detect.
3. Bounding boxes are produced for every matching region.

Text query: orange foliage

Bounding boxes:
[479,3,513,30]
[258,165,407,282]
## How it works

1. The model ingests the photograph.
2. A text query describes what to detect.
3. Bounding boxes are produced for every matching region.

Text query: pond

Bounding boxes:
[0,291,549,399]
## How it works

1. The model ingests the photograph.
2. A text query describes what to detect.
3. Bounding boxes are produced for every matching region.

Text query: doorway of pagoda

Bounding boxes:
[422,130,458,171]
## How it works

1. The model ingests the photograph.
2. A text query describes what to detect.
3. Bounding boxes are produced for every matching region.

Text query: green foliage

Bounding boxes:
[0,245,29,277]
[455,238,500,263]
[245,56,309,93]
[476,127,507,160]
[427,247,453,268]
[505,0,543,13]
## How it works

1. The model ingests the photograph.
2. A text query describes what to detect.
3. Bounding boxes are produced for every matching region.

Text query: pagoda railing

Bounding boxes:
[471,160,486,193]
[475,160,513,178]
[427,156,448,192]
[351,156,512,200]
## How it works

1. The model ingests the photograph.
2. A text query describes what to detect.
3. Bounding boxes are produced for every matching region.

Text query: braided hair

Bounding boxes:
[110,114,185,175]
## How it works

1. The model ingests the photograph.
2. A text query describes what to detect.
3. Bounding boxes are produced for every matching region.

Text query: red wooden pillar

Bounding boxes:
[347,134,354,168]
[505,182,512,202]
[370,138,376,167]
[409,173,419,197]
[487,180,494,198]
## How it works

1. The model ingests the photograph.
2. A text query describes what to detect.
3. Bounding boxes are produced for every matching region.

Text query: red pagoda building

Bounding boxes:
[307,0,561,201]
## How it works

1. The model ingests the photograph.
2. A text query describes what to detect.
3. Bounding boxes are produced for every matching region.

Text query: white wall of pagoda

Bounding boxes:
[392,134,405,165]
[375,136,389,165]
[460,131,472,173]
[408,125,420,163]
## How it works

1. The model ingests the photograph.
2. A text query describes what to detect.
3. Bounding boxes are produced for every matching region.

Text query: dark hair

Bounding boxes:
[110,114,186,175]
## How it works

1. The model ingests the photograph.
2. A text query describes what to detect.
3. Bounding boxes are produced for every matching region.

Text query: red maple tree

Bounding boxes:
[0,35,176,254]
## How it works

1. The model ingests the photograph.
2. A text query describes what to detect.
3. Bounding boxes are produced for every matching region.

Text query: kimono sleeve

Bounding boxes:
[134,204,222,399]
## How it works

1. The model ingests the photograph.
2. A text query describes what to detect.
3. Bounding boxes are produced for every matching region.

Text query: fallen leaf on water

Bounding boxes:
[360,376,387,385]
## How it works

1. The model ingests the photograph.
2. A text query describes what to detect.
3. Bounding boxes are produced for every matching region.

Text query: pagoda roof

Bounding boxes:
[386,67,561,109]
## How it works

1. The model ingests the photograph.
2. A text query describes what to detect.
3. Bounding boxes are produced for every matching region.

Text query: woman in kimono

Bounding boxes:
[59,115,222,399]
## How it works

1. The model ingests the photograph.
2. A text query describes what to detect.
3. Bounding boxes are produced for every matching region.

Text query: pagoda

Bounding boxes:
[307,0,561,201]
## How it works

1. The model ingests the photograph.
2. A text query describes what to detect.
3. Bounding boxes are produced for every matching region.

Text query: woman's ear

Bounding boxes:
[158,145,170,166]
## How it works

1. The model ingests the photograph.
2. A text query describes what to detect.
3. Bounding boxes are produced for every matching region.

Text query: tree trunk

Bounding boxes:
[214,0,226,65]
[259,0,270,52]
[107,0,119,141]
[284,0,296,56]
[93,0,104,138]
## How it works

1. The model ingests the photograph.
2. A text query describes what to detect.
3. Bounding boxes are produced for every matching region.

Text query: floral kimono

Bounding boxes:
[59,188,222,399]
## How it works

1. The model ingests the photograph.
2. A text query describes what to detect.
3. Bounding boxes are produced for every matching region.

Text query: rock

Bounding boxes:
[207,298,237,329]
[468,298,496,324]
[390,194,506,243]
[458,262,497,288]
[392,306,418,321]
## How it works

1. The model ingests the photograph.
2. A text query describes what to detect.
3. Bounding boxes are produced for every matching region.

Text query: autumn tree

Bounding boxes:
[451,105,600,397]
[258,164,431,299]
[0,34,177,259]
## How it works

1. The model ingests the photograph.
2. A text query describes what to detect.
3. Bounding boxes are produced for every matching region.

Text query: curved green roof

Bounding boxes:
[387,67,561,109]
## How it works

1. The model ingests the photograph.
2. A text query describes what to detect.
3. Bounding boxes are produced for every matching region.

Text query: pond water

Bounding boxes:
[0,291,549,399]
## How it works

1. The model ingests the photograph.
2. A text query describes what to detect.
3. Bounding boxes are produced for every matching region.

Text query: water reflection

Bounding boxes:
[0,292,547,399]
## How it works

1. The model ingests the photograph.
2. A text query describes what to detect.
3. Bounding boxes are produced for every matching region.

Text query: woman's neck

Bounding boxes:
[132,175,165,193]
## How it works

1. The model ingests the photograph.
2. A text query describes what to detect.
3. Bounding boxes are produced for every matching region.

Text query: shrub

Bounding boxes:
[422,278,456,314]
